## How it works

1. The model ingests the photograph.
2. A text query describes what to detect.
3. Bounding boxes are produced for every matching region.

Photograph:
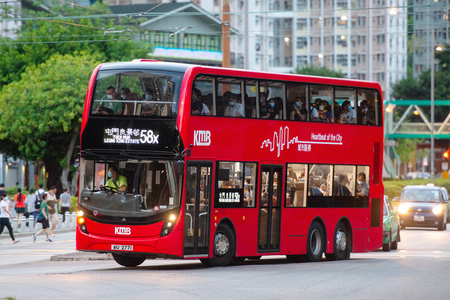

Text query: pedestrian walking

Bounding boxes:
[59,188,72,223]
[0,183,6,198]
[46,186,60,237]
[26,188,39,228]
[0,194,20,244]
[32,193,51,242]
[14,188,26,228]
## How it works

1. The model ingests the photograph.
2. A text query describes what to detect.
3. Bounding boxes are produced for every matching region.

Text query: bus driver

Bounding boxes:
[103,166,127,192]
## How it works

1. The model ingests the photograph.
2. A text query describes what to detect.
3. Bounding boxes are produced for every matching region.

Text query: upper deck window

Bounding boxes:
[192,74,382,126]
[91,69,183,118]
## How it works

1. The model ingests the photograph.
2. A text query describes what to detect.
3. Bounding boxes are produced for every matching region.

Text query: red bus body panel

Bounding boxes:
[77,62,383,260]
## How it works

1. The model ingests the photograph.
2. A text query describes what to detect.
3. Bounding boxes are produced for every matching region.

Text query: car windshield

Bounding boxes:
[79,159,184,218]
[401,189,440,203]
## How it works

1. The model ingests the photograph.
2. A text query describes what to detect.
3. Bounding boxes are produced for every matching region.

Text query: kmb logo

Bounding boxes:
[115,227,131,235]
[194,130,211,146]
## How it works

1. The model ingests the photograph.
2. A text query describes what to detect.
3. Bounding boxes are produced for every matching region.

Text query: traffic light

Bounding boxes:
[444,150,450,159]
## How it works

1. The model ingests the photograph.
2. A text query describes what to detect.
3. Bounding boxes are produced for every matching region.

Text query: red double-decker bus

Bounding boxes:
[76,60,384,267]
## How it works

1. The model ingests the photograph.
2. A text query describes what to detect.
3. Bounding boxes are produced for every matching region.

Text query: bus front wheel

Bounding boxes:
[326,221,351,261]
[112,253,146,267]
[207,224,235,267]
[306,222,325,262]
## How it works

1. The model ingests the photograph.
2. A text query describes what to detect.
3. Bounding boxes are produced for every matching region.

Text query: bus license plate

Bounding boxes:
[414,215,424,222]
[111,245,133,251]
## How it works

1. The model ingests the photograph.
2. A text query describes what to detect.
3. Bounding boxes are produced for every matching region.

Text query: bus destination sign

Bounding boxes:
[104,128,159,145]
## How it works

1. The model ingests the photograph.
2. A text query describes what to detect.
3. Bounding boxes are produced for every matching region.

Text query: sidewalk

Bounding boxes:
[0,215,112,261]
[51,251,113,261]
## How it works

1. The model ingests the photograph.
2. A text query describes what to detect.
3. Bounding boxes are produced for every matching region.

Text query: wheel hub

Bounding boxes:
[310,228,322,255]
[336,229,347,252]
[214,233,229,256]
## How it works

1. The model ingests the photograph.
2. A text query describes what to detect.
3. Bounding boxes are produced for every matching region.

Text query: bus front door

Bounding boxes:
[258,165,282,252]
[183,162,212,257]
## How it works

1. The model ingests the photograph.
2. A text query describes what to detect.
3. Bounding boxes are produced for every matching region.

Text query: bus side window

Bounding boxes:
[286,83,307,122]
[310,85,332,123]
[356,165,370,197]
[357,89,378,126]
[193,75,214,115]
[286,163,307,207]
[335,87,356,124]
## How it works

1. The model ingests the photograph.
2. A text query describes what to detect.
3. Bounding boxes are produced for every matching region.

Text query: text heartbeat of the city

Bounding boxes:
[260,127,343,157]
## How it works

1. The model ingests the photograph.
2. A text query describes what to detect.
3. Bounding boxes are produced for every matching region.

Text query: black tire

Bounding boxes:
[382,231,392,252]
[326,221,351,260]
[438,215,446,231]
[306,222,325,262]
[112,253,146,267]
[391,228,399,250]
[206,223,235,267]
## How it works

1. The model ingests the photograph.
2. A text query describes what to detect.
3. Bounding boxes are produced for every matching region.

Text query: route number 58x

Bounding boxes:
[140,130,159,144]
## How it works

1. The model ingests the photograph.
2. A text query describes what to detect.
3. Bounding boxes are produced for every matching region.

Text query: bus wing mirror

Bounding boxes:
[74,157,80,168]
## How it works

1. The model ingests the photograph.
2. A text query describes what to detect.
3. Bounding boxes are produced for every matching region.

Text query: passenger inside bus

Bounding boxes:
[192,88,211,115]
[290,95,307,121]
[120,87,140,115]
[356,172,369,196]
[334,174,351,196]
[96,87,123,115]
[259,92,271,119]
[186,173,197,204]
[317,99,332,123]
[268,98,279,119]
[358,100,375,125]
[340,100,356,124]
[223,91,244,117]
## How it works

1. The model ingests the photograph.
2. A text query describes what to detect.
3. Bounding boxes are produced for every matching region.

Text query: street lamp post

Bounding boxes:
[431,29,435,182]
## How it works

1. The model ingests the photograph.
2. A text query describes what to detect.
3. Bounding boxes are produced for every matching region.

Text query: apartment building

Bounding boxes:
[0,0,21,39]
[194,0,408,101]
[412,0,449,76]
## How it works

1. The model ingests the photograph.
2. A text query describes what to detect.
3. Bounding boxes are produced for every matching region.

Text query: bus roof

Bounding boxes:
[98,61,382,92]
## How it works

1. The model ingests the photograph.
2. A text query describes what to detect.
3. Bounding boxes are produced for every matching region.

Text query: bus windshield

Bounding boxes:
[91,69,183,117]
[79,159,184,218]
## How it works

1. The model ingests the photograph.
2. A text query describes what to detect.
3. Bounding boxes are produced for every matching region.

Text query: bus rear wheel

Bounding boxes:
[306,222,325,262]
[112,253,146,267]
[206,224,235,267]
[326,221,351,261]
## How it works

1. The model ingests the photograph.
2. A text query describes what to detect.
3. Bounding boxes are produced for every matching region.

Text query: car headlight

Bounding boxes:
[397,203,409,214]
[432,204,445,215]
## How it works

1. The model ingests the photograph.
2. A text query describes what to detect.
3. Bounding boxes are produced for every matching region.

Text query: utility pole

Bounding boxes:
[222,0,230,68]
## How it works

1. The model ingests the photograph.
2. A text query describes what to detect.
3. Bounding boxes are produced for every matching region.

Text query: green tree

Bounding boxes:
[0,2,150,89]
[0,2,152,192]
[294,65,345,78]
[0,52,104,192]
[396,138,419,177]
[392,42,450,101]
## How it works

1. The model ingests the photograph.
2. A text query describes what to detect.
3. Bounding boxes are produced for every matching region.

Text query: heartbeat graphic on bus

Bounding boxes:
[260,126,343,157]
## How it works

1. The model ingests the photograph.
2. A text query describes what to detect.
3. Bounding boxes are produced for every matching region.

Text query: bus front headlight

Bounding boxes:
[160,213,178,237]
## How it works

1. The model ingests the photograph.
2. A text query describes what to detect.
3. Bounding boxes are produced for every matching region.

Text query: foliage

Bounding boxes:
[0,52,102,160]
[294,65,345,78]
[0,1,152,190]
[392,42,450,101]
[0,1,151,89]
[384,179,450,202]
[396,139,419,165]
